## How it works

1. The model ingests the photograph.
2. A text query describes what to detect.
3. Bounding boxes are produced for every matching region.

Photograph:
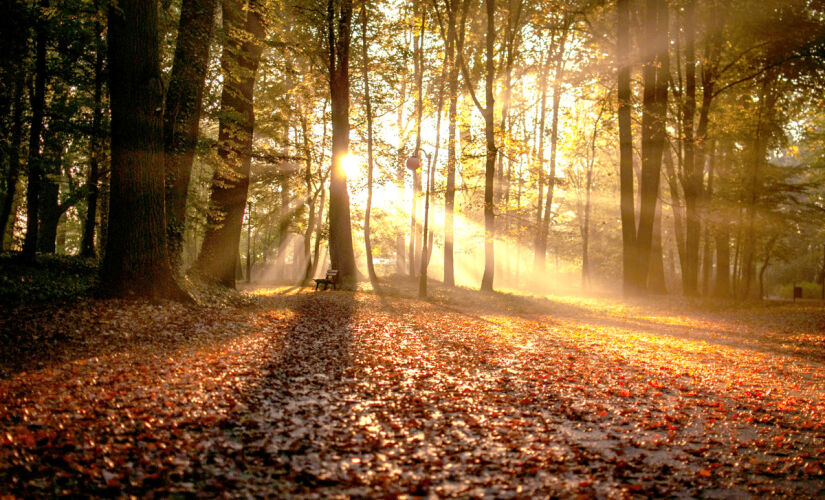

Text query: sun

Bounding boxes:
[340,152,362,180]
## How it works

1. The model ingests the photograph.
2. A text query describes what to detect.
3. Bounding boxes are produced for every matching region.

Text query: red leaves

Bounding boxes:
[1,287,824,496]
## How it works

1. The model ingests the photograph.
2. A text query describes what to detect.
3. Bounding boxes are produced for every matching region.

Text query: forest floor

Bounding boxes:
[1,277,825,498]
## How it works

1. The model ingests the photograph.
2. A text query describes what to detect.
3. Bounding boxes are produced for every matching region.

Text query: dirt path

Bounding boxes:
[1,287,824,497]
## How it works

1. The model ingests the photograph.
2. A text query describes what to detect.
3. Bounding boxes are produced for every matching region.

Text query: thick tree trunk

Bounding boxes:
[326,0,357,286]
[81,14,104,258]
[22,0,49,261]
[101,0,186,300]
[194,0,264,288]
[164,0,218,268]
[617,0,636,294]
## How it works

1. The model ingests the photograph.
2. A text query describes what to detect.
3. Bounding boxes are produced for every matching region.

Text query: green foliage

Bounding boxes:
[771,281,823,300]
[0,252,97,304]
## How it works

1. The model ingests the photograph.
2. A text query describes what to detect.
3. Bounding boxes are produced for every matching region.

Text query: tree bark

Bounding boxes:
[22,0,49,261]
[360,4,377,284]
[681,0,700,296]
[164,0,218,268]
[81,11,105,258]
[443,0,464,288]
[537,31,567,275]
[194,0,265,288]
[0,71,24,249]
[326,0,357,286]
[617,0,636,294]
[101,0,186,300]
[635,0,668,293]
[479,0,497,292]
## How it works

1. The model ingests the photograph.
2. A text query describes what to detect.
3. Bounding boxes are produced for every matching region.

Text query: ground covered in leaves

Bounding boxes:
[1,279,825,497]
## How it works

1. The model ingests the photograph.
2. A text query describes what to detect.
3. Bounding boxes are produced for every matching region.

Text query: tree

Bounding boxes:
[164,0,218,267]
[458,0,497,292]
[100,0,186,300]
[326,0,358,287]
[22,0,49,261]
[360,3,377,284]
[616,0,635,293]
[194,0,265,288]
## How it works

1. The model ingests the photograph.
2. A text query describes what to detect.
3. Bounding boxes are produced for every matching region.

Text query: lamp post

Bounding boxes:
[406,155,422,278]
[412,151,432,298]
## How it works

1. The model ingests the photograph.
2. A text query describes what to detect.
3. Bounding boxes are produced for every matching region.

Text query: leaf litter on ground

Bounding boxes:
[1,278,824,497]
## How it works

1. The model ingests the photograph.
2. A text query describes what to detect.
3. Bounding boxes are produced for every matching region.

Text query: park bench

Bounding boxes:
[314,269,339,291]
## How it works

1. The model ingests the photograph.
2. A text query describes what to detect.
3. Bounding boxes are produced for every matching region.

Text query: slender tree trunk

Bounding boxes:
[537,33,567,273]
[635,0,669,293]
[681,0,700,296]
[81,12,105,258]
[164,0,218,267]
[617,0,636,294]
[195,0,265,288]
[300,109,316,284]
[22,0,49,261]
[326,0,357,286]
[312,176,326,278]
[0,72,24,249]
[648,195,667,293]
[741,71,776,298]
[101,0,186,300]
[701,145,715,295]
[714,222,730,297]
[664,148,687,282]
[361,4,377,283]
[37,135,62,254]
[443,0,460,287]
[409,7,425,278]
[479,0,497,292]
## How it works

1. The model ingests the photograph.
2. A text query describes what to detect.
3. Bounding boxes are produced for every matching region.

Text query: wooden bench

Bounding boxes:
[313,269,339,291]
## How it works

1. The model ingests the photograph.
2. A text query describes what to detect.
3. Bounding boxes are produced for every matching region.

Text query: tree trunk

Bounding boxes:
[635,0,668,293]
[164,0,218,268]
[22,0,49,261]
[0,71,24,249]
[360,4,377,284]
[194,0,265,288]
[81,12,105,258]
[714,221,730,297]
[37,136,62,254]
[681,0,700,296]
[617,0,636,294]
[741,70,776,298]
[537,31,567,273]
[664,148,687,282]
[409,7,425,279]
[326,0,357,286]
[479,0,497,292]
[101,0,186,300]
[444,0,463,288]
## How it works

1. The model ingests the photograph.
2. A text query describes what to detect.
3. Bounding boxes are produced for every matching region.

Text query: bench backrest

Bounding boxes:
[326,269,339,281]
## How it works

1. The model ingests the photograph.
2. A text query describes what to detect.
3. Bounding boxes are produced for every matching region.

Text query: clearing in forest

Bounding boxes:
[1,282,824,497]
